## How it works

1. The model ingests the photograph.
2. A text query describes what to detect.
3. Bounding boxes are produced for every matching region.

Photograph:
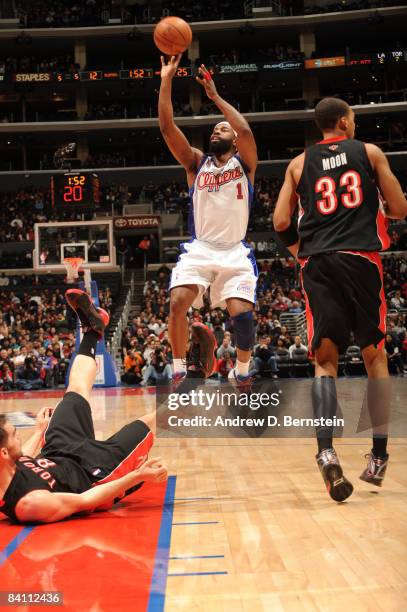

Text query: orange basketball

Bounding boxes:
[153,16,192,56]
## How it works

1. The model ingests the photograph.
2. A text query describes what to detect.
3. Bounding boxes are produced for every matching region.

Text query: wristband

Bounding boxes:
[274,219,299,247]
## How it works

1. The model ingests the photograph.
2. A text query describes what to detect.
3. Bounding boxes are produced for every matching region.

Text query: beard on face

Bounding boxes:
[209,137,234,156]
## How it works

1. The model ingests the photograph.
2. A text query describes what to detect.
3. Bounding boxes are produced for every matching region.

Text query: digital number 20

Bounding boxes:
[315,170,363,214]
[64,185,83,202]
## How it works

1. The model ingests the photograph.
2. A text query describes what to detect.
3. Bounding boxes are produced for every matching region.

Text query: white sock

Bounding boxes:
[236,360,249,377]
[173,358,186,373]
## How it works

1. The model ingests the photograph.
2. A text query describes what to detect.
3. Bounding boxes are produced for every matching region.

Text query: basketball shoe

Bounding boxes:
[316,447,354,502]
[65,289,109,339]
[189,322,216,378]
[228,367,256,394]
[360,451,389,487]
[171,323,216,388]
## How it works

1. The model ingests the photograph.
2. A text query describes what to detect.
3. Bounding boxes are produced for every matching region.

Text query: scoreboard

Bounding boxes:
[51,173,100,208]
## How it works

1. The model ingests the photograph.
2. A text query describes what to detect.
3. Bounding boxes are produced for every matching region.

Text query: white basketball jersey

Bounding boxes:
[189,155,252,248]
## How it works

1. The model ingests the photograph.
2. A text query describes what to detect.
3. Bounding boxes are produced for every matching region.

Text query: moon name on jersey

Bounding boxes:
[322,152,348,171]
[197,166,243,192]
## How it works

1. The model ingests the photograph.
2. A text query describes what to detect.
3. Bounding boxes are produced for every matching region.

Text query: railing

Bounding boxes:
[387,308,407,320]
[279,311,308,344]
[109,272,135,366]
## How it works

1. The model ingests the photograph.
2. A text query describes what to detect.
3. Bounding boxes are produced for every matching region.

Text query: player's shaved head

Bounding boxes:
[314,97,351,131]
[210,121,237,155]
[214,121,238,137]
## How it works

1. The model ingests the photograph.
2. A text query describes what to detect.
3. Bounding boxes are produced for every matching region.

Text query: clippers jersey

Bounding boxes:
[1,454,92,522]
[189,154,253,248]
[296,137,390,257]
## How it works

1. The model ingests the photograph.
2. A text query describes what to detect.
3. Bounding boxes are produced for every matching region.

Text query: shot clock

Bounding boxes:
[51,173,101,208]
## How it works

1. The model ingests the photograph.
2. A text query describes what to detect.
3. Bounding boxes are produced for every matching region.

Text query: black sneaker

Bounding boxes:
[65,289,109,338]
[316,448,354,502]
[360,451,389,487]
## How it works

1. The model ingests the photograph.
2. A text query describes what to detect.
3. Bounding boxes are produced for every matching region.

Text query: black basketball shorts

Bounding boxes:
[299,251,386,354]
[42,392,154,486]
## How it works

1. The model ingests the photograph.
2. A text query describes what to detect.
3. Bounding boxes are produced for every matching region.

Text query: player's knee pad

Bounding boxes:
[232,311,254,352]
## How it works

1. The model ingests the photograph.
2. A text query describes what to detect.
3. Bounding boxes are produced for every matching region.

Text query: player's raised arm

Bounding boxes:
[365,143,407,220]
[196,64,257,180]
[273,156,302,257]
[22,407,53,457]
[158,54,203,179]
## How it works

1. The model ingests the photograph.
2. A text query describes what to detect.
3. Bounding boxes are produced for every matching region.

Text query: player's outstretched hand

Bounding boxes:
[36,406,53,432]
[160,54,182,80]
[196,64,218,100]
[138,457,168,483]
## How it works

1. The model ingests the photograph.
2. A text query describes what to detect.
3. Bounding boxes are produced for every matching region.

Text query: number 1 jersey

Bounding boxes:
[296,137,390,257]
[189,154,253,248]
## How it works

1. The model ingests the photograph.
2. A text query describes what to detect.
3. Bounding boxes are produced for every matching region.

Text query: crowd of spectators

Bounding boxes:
[1,175,406,267]
[14,0,243,27]
[0,251,405,392]
[15,0,108,28]
[209,43,304,66]
[0,288,75,391]
[304,0,406,15]
[118,253,407,386]
[0,188,49,244]
[0,54,77,74]
[84,101,191,121]
[9,0,406,28]
[0,285,113,391]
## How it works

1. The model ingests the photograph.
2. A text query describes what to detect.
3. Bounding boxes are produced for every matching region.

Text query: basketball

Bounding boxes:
[153,16,192,56]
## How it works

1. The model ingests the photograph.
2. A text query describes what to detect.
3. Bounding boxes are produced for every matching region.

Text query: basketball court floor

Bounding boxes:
[0,382,406,611]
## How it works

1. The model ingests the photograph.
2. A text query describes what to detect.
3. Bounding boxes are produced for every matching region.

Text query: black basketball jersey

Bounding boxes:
[0,454,92,522]
[296,137,390,257]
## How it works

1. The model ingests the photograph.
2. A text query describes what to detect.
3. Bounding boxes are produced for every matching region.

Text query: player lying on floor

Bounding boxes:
[0,289,167,524]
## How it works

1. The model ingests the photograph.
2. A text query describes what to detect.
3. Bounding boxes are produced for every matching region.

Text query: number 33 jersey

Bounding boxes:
[296,137,390,257]
[189,154,253,248]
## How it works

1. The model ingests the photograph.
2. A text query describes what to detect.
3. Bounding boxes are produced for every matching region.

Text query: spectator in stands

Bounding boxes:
[390,290,405,311]
[15,356,42,390]
[289,336,308,358]
[384,333,405,375]
[217,351,234,381]
[0,362,14,390]
[253,335,278,378]
[122,349,144,385]
[216,336,237,360]
[288,301,303,314]
[141,346,172,386]
[271,292,290,313]
[275,338,290,359]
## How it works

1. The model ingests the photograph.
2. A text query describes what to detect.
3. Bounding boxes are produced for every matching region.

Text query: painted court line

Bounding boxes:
[147,475,176,612]
[170,555,225,560]
[174,497,214,501]
[172,521,219,526]
[0,527,35,567]
[168,571,228,577]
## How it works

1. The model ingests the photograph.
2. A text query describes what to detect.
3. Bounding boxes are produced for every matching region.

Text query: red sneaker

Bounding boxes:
[188,322,217,378]
[65,289,109,338]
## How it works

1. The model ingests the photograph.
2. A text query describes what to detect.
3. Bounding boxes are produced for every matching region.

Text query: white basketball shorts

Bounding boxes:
[169,239,258,309]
